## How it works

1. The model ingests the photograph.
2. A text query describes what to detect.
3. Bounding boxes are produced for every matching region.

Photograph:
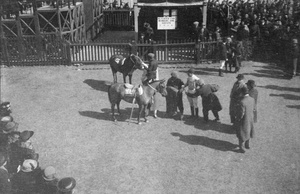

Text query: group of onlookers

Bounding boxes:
[165,67,258,153]
[0,102,76,194]
[208,0,300,77]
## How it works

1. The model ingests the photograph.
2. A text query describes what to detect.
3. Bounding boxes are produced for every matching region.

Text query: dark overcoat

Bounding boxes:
[0,167,11,194]
[235,95,255,142]
[248,88,258,123]
[196,84,222,112]
[146,59,158,80]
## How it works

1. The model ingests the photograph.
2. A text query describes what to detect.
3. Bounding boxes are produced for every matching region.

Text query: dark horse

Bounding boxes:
[108,80,168,124]
[109,54,146,84]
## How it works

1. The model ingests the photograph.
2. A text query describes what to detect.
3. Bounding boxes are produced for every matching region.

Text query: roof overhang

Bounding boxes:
[137,2,203,7]
[137,0,205,7]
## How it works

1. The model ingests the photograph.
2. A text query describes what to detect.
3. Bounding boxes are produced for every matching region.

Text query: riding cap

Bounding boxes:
[147,53,155,60]
[188,68,195,74]
[20,130,34,142]
[57,177,77,192]
[171,71,178,78]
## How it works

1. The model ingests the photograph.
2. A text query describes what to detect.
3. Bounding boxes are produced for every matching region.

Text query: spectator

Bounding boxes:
[18,130,39,161]
[0,152,11,194]
[57,177,77,194]
[235,87,255,153]
[144,22,154,43]
[11,159,42,194]
[291,38,299,77]
[218,37,227,77]
[229,74,247,124]
[165,71,184,120]
[37,166,59,194]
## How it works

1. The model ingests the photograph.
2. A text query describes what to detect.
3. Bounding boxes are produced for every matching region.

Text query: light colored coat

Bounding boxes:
[236,95,255,142]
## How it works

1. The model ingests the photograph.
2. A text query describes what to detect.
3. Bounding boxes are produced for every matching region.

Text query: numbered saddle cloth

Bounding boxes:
[124,84,143,96]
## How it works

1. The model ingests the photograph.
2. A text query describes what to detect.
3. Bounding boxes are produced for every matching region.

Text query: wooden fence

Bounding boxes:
[69,41,220,65]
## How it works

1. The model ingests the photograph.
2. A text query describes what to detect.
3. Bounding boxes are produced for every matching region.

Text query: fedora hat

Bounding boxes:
[0,116,13,129]
[2,121,18,134]
[147,53,155,60]
[21,159,38,172]
[236,74,245,80]
[20,130,34,142]
[43,166,57,181]
[58,177,76,192]
[246,79,256,87]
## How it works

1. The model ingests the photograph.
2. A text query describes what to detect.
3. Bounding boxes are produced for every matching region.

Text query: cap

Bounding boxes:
[21,159,38,172]
[43,166,57,181]
[57,177,77,192]
[2,121,18,134]
[246,79,256,87]
[236,74,245,80]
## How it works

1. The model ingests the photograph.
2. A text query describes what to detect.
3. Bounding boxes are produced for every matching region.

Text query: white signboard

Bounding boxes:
[157,17,176,30]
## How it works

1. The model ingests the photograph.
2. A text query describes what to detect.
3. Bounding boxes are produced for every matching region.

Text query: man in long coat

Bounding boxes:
[235,87,255,153]
[247,80,258,123]
[229,74,247,124]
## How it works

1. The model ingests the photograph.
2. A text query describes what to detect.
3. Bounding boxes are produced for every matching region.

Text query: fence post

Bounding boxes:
[195,38,201,65]
[65,41,72,66]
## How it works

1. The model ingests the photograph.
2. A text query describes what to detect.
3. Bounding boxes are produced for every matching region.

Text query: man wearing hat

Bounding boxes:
[0,102,12,118]
[229,74,247,124]
[143,53,159,118]
[11,159,41,193]
[235,87,255,153]
[36,166,59,194]
[195,81,222,122]
[57,177,77,194]
[218,37,228,77]
[291,38,299,77]
[165,71,185,120]
[18,130,39,161]
[0,152,11,194]
[0,120,19,151]
[247,80,258,123]
[180,68,201,119]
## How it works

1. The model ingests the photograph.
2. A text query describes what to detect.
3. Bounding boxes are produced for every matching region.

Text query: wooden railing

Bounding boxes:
[69,41,220,64]
[103,9,134,30]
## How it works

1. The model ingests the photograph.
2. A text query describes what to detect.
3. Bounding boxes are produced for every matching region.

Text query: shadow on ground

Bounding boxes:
[183,116,236,135]
[83,79,112,92]
[171,132,238,152]
[244,69,289,80]
[286,105,300,109]
[179,67,220,76]
[269,93,300,100]
[258,85,300,93]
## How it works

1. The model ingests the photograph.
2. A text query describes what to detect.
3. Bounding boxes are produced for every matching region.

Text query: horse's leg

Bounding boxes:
[117,101,121,115]
[144,104,149,123]
[129,74,132,84]
[137,105,144,125]
[111,103,117,122]
[123,74,127,83]
[113,72,117,83]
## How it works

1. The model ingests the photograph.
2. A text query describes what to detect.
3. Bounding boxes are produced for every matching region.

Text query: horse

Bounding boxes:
[108,80,168,124]
[109,54,146,84]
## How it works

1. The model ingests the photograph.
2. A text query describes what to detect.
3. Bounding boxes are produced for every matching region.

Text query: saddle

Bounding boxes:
[124,84,143,96]
[114,58,126,66]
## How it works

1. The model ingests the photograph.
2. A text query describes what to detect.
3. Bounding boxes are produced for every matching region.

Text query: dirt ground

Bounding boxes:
[1,61,300,194]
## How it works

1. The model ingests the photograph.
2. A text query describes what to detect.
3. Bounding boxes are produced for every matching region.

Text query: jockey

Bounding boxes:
[142,53,158,85]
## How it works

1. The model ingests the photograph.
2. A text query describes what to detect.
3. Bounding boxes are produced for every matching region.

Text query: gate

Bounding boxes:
[0,34,69,66]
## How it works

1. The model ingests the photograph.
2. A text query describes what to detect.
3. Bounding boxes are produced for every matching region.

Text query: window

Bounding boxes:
[163,9,178,28]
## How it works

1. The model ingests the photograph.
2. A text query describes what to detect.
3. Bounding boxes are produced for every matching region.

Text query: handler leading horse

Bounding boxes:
[108,80,167,124]
[109,54,146,84]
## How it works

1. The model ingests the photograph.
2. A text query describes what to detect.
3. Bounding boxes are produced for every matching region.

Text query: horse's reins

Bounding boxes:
[147,82,158,92]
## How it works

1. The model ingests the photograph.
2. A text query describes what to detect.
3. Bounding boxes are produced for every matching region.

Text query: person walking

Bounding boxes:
[235,87,255,153]
[234,41,243,73]
[165,71,184,120]
[219,37,228,77]
[196,81,222,123]
[247,80,258,123]
[229,74,247,124]
[180,68,201,119]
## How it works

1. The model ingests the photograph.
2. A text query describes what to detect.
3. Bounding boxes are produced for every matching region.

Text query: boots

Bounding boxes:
[188,106,195,119]
[195,108,199,118]
[219,69,224,77]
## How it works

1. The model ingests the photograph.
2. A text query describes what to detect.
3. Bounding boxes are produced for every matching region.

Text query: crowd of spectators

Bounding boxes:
[208,0,300,75]
[0,102,76,194]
